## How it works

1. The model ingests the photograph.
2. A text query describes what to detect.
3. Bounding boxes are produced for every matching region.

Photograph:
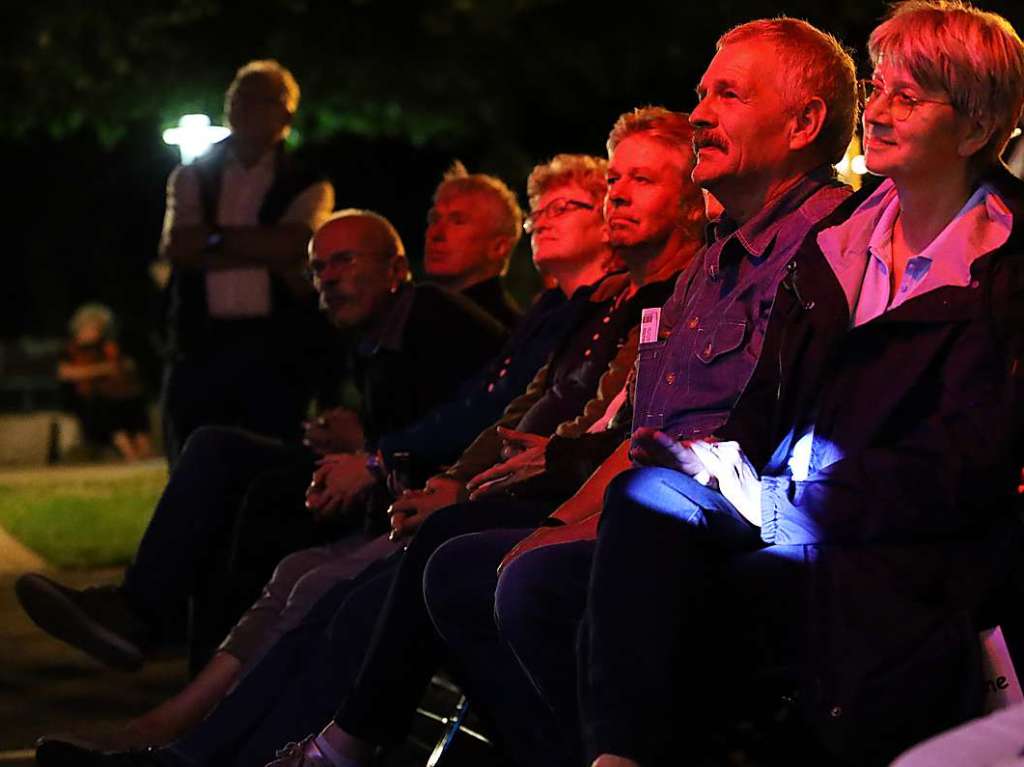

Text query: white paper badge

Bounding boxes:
[640,307,661,345]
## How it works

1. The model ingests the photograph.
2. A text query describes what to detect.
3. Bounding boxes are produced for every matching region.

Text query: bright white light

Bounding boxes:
[1012,127,1023,140]
[163,114,231,164]
[835,155,850,174]
[850,154,867,175]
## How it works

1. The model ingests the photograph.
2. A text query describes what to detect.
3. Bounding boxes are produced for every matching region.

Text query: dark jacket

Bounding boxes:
[444,272,678,485]
[758,169,1024,764]
[345,282,507,442]
[460,275,523,331]
[376,284,597,480]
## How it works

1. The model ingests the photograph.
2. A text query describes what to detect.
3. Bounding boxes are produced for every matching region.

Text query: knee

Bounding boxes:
[407,501,472,557]
[422,536,468,630]
[494,549,547,647]
[604,467,705,527]
[605,467,663,509]
[179,425,245,463]
[270,548,324,599]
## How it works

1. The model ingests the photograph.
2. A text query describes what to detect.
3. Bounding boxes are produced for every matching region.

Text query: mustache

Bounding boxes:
[692,129,727,152]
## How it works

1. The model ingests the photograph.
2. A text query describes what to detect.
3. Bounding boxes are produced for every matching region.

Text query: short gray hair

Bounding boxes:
[869,0,1024,168]
[718,18,858,165]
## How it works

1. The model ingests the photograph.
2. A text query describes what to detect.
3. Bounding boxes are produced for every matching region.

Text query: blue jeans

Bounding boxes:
[581,467,789,764]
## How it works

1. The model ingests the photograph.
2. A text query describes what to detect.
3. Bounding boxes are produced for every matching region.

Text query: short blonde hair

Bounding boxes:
[606,106,694,155]
[718,18,858,165]
[227,59,301,114]
[434,161,524,248]
[606,107,706,247]
[526,154,608,211]
[869,0,1024,168]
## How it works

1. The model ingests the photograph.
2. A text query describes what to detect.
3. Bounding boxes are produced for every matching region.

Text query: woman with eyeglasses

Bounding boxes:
[771,1,1024,763]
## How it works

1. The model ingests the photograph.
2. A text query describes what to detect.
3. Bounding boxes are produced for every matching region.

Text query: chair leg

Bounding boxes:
[425,695,470,767]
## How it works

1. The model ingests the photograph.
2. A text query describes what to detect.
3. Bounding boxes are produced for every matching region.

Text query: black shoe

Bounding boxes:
[36,738,181,767]
[15,574,149,671]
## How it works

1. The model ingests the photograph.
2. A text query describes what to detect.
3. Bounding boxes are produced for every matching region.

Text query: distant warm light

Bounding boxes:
[835,136,864,190]
[162,114,230,164]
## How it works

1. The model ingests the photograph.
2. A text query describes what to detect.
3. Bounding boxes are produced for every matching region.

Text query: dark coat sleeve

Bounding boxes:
[361,285,507,441]
[375,290,576,476]
[762,256,1024,546]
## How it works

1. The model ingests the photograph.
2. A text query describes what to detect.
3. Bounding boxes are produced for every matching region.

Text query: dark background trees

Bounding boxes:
[4,0,1022,384]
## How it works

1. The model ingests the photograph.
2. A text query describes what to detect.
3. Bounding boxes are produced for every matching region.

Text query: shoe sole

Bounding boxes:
[15,574,144,672]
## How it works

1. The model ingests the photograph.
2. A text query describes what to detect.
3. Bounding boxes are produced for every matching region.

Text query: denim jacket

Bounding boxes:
[632,169,851,468]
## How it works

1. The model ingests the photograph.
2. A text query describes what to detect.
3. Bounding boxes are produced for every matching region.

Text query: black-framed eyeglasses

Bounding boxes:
[304,250,392,282]
[858,78,952,122]
[523,198,595,233]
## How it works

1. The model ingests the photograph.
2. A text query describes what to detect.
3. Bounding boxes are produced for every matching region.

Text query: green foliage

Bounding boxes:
[4,0,957,149]
[0,466,166,569]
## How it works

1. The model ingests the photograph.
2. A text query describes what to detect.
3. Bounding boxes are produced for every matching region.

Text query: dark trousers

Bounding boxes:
[425,528,576,767]
[120,426,317,664]
[580,467,780,764]
[332,497,557,747]
[161,335,308,464]
[168,497,553,767]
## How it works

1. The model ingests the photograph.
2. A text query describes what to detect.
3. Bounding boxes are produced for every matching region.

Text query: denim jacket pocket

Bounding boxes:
[632,339,669,432]
[695,320,748,364]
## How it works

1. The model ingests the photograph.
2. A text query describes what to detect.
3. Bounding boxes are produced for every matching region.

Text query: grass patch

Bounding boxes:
[0,465,166,568]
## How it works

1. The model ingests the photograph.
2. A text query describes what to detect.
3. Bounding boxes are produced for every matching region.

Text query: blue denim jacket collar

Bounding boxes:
[705,166,840,280]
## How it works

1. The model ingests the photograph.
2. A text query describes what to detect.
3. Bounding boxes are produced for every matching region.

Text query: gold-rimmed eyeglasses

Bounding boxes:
[858,78,952,122]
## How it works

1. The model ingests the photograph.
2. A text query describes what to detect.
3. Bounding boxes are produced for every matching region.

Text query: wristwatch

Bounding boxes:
[203,227,224,253]
[365,450,385,479]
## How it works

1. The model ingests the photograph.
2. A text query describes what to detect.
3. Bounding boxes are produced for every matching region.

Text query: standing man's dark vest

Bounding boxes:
[166,137,327,358]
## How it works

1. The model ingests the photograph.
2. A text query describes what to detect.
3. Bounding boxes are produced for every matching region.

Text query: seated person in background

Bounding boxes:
[16,208,507,678]
[182,164,529,664]
[424,21,860,765]
[34,154,611,751]
[574,4,1024,766]
[423,160,523,327]
[59,303,152,462]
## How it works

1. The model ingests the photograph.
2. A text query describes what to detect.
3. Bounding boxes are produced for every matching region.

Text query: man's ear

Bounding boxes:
[490,234,515,265]
[957,113,997,160]
[789,96,828,152]
[389,254,410,287]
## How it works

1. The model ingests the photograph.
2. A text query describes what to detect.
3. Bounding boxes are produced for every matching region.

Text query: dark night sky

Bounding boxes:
[4,0,1022,385]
